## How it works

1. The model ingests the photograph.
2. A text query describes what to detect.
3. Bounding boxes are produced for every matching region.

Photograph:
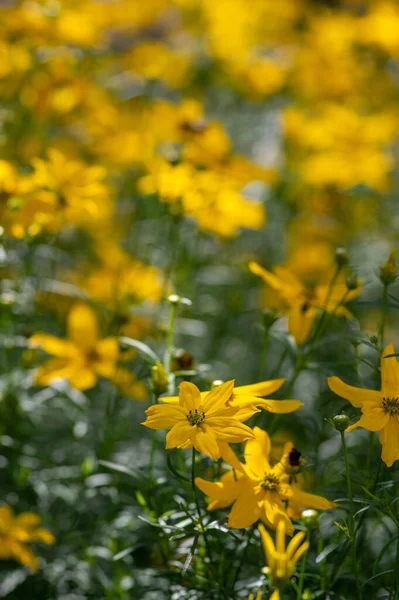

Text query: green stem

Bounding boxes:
[296,530,310,600]
[340,430,363,600]
[165,301,178,377]
[191,447,213,568]
[380,283,389,352]
[389,530,399,600]
[148,392,160,482]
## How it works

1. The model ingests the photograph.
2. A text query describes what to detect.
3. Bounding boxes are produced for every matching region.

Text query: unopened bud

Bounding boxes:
[211,379,224,389]
[346,274,359,291]
[167,294,181,305]
[335,246,349,268]
[379,248,398,286]
[151,361,168,395]
[302,589,313,600]
[262,308,279,329]
[331,414,350,431]
[301,509,319,529]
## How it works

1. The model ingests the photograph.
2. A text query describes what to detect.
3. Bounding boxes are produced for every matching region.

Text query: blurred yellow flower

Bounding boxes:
[30,303,146,399]
[196,427,335,531]
[249,261,360,344]
[328,343,399,467]
[0,505,54,572]
[259,519,309,598]
[142,380,255,460]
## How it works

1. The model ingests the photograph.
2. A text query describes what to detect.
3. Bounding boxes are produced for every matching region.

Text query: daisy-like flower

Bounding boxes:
[196,427,335,532]
[142,380,256,460]
[328,343,399,467]
[259,520,309,600]
[249,261,360,344]
[30,303,147,398]
[0,505,55,572]
[160,378,304,419]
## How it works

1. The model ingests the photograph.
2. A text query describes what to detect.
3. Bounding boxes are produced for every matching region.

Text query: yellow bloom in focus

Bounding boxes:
[249,261,360,344]
[30,303,146,398]
[259,519,309,597]
[142,380,256,460]
[160,378,303,419]
[0,505,55,572]
[328,343,399,467]
[196,427,335,531]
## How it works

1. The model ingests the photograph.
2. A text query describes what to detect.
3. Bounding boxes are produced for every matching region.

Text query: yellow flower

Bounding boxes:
[328,343,399,467]
[249,261,360,344]
[0,505,55,572]
[259,519,309,596]
[196,427,335,531]
[160,378,303,419]
[142,380,256,460]
[30,303,146,398]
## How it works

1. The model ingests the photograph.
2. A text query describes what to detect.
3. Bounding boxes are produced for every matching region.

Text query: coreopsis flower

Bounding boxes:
[142,380,256,460]
[0,505,55,572]
[30,303,147,398]
[160,378,303,419]
[259,520,309,600]
[196,427,335,531]
[328,343,399,467]
[249,261,360,344]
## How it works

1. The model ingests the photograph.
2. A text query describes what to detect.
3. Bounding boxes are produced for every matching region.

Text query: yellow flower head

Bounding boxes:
[249,261,360,344]
[30,303,146,398]
[196,427,336,531]
[0,505,55,572]
[142,380,256,460]
[328,343,399,467]
[160,378,303,420]
[259,520,309,590]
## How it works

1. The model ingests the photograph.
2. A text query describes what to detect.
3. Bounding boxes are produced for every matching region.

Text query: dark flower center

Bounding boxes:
[187,409,205,426]
[259,472,280,491]
[382,397,399,415]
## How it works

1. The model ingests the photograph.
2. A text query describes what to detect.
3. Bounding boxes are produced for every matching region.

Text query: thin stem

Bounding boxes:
[340,430,363,600]
[389,531,399,600]
[380,283,389,352]
[191,447,214,568]
[165,301,178,377]
[296,530,310,600]
[148,392,160,482]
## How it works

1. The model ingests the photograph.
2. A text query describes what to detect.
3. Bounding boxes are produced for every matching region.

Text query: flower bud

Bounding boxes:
[331,414,350,431]
[346,274,360,291]
[380,248,398,286]
[167,294,181,305]
[335,246,349,268]
[151,361,168,395]
[262,308,279,329]
[211,379,224,389]
[301,509,319,529]
[302,590,313,600]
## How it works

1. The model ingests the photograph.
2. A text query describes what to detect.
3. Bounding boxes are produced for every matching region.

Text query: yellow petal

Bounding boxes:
[142,404,186,429]
[263,493,289,530]
[288,300,316,344]
[165,421,193,449]
[192,424,221,460]
[195,475,242,509]
[233,379,285,398]
[202,380,235,415]
[205,417,255,443]
[286,530,307,561]
[30,334,77,358]
[95,338,119,363]
[381,343,399,397]
[346,407,389,432]
[276,518,286,554]
[228,484,261,528]
[328,376,381,408]
[255,399,304,414]
[380,415,399,467]
[68,367,97,390]
[178,381,202,412]
[34,358,77,386]
[68,303,98,351]
[219,441,245,472]
[258,523,276,566]
[244,427,271,476]
[290,486,337,511]
[270,590,280,600]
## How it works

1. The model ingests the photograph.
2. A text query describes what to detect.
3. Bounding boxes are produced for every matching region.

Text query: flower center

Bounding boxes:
[382,397,399,415]
[259,472,280,491]
[187,409,205,426]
